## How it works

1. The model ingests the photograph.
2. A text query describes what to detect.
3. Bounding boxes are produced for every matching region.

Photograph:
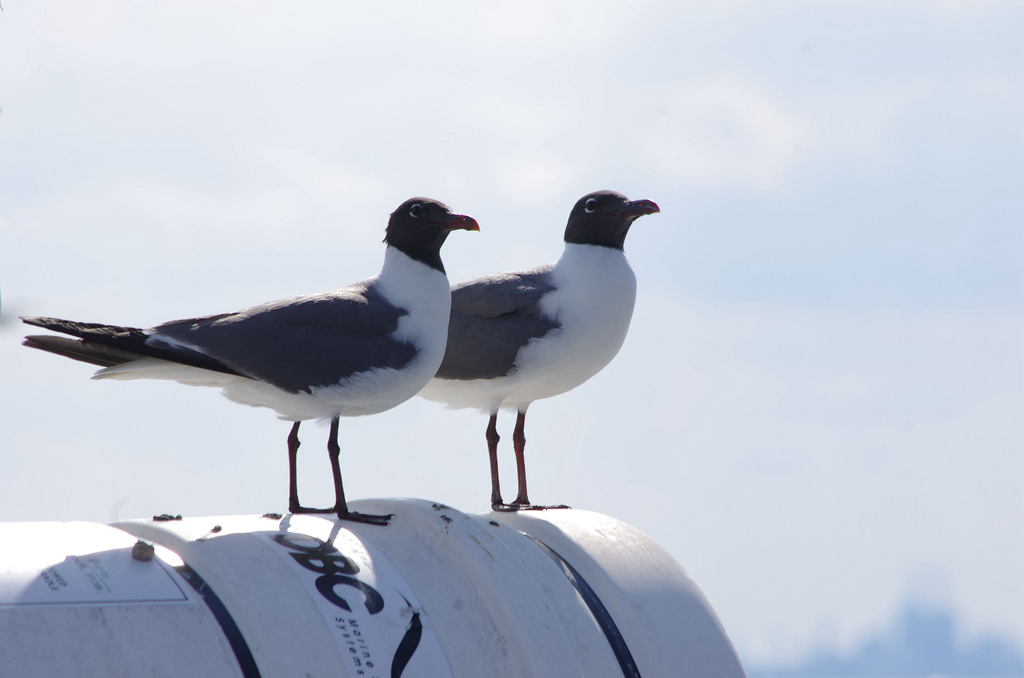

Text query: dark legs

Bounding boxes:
[486,414,503,507]
[325,417,392,525]
[287,418,392,525]
[287,421,304,513]
[512,410,530,506]
[325,417,348,517]
[490,409,569,512]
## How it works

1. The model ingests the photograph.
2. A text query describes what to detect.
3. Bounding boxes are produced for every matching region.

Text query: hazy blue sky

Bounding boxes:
[1,0,1021,667]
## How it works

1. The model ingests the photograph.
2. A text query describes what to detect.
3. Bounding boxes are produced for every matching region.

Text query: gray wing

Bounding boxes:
[151,279,419,393]
[435,268,561,381]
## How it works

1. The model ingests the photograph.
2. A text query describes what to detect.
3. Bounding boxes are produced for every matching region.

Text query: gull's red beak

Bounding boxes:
[440,213,480,232]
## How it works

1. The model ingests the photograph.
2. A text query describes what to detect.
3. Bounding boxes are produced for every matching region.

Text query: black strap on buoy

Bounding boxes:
[174,563,263,678]
[526,535,641,678]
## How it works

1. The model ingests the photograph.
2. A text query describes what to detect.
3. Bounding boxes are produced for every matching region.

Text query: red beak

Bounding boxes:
[439,213,480,232]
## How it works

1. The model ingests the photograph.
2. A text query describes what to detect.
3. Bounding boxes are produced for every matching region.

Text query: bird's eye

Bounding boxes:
[409,204,423,218]
[584,198,597,213]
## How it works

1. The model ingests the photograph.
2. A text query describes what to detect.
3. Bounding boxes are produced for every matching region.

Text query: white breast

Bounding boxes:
[421,244,637,413]
[505,244,636,407]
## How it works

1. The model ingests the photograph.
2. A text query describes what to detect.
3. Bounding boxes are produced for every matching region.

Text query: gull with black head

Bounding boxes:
[419,190,659,510]
[23,197,479,525]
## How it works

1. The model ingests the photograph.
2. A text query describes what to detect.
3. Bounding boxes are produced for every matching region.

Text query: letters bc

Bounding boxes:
[270,533,384,615]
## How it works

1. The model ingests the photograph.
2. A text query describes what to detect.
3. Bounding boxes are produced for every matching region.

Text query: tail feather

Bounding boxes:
[22,316,150,347]
[20,315,245,378]
[23,335,142,368]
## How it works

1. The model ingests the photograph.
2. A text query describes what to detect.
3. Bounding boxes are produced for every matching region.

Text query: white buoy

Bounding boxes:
[0,500,746,677]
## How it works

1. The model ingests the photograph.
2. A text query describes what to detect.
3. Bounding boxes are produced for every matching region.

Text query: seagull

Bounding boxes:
[418,190,659,511]
[22,197,479,525]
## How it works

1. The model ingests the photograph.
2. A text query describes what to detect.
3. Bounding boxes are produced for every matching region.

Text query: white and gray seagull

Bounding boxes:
[22,197,479,525]
[419,190,659,510]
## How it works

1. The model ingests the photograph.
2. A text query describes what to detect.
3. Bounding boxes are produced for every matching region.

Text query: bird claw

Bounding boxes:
[337,510,394,526]
[491,502,571,512]
[289,505,393,526]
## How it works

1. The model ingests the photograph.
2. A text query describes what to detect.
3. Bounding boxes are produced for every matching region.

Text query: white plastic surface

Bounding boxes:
[0,521,244,678]
[0,501,746,678]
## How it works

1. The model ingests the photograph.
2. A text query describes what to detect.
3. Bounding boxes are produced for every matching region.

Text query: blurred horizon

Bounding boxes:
[750,595,1023,677]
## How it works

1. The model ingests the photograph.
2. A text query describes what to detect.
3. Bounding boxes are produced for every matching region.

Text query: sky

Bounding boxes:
[1,0,1021,668]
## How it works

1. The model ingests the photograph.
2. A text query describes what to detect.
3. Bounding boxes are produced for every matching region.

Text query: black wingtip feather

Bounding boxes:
[22,335,140,368]
[21,316,146,340]
[21,315,247,378]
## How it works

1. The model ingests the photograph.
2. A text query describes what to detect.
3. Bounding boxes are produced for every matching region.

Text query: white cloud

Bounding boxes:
[642,73,818,193]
